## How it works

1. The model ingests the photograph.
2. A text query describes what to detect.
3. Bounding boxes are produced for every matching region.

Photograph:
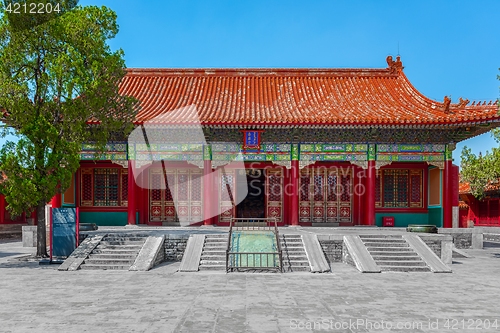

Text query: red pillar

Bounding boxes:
[51,192,62,208]
[127,160,136,225]
[290,160,299,226]
[364,160,376,226]
[0,194,5,224]
[203,160,213,225]
[283,167,290,225]
[443,159,452,228]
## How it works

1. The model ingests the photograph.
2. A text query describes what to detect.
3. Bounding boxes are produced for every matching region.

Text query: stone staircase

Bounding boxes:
[359,235,431,272]
[79,234,148,270]
[199,234,227,271]
[280,234,310,272]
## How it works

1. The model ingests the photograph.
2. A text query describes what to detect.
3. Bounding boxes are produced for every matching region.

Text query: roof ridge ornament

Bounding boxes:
[443,96,451,113]
[457,97,470,108]
[386,55,404,74]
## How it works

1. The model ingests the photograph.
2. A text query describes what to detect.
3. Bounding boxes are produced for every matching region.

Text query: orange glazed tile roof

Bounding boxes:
[459,182,471,194]
[459,180,500,195]
[458,200,469,209]
[119,56,499,127]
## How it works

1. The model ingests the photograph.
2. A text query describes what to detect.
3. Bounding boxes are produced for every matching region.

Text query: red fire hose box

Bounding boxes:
[382,216,395,227]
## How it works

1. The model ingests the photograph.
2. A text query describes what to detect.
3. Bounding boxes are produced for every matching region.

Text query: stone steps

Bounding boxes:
[88,254,137,260]
[359,235,431,273]
[79,234,147,271]
[84,258,135,265]
[91,249,140,255]
[281,235,310,272]
[379,265,432,272]
[80,263,132,270]
[371,255,420,261]
[365,246,414,252]
[93,244,143,250]
[199,233,312,272]
[363,242,409,247]
[199,235,228,271]
[376,260,428,266]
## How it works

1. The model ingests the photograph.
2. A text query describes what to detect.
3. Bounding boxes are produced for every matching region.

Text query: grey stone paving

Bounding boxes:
[1,233,500,333]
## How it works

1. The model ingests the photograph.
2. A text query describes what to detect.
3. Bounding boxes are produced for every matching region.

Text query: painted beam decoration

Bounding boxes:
[131,143,203,161]
[299,144,368,162]
[376,144,446,162]
[80,142,447,163]
[212,142,292,161]
[80,142,128,160]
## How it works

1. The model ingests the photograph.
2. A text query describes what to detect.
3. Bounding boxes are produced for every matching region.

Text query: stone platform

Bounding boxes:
[1,234,500,332]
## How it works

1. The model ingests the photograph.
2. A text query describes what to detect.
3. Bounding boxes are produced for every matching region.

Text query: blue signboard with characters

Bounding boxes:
[243,130,263,150]
[51,208,79,258]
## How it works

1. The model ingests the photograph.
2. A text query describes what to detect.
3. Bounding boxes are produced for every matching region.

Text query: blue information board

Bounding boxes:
[52,208,77,257]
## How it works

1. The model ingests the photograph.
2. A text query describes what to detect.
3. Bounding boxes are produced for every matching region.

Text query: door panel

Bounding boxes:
[265,169,283,223]
[219,169,236,223]
[149,168,203,223]
[299,167,352,223]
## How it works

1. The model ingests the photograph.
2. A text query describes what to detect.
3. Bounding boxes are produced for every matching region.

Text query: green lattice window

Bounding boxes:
[377,169,423,208]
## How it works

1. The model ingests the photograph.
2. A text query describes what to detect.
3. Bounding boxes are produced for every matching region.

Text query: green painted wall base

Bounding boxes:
[428,207,443,227]
[375,213,429,227]
[79,212,138,226]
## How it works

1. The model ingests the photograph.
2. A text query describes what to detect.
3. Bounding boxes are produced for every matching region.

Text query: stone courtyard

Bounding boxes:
[1,228,499,333]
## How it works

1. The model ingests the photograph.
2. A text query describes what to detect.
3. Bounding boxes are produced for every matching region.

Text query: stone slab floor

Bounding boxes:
[1,240,500,333]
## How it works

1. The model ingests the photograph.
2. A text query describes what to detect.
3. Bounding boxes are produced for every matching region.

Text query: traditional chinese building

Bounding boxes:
[2,56,498,228]
[459,181,500,227]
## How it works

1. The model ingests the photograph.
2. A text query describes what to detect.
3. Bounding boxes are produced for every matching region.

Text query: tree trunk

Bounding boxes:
[36,201,48,258]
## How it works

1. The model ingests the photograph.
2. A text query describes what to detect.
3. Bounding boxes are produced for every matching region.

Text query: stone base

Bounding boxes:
[22,226,37,247]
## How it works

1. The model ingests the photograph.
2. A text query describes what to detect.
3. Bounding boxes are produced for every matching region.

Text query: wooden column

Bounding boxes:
[364,160,376,225]
[203,144,213,225]
[51,192,62,208]
[364,144,376,226]
[442,145,453,228]
[127,160,136,225]
[203,160,213,225]
[290,159,299,226]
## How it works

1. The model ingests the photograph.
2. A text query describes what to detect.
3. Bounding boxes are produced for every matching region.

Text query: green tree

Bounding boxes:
[0,1,137,257]
[461,115,500,200]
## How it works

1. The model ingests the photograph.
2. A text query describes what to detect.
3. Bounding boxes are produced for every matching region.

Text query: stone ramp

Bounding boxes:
[130,235,166,271]
[58,235,104,271]
[301,234,330,273]
[403,235,452,273]
[179,234,205,272]
[343,235,380,273]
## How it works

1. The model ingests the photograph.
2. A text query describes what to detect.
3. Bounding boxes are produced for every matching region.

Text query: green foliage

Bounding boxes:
[0,3,137,254]
[461,98,500,199]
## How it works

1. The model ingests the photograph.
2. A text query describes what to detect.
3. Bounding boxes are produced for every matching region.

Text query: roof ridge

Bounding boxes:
[124,67,398,77]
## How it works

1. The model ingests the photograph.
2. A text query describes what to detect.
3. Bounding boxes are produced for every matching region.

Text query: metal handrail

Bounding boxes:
[226,217,283,273]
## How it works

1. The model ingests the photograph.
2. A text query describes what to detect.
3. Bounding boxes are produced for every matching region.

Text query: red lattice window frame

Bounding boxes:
[379,169,423,209]
[80,167,128,207]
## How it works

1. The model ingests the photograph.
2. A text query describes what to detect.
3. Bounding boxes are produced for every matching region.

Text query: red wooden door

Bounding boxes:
[265,168,283,223]
[299,167,353,224]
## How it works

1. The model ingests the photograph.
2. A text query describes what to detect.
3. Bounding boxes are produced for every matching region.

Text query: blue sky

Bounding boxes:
[3,0,500,164]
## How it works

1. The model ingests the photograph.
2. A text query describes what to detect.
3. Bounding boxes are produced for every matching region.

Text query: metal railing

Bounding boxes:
[226,217,283,272]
